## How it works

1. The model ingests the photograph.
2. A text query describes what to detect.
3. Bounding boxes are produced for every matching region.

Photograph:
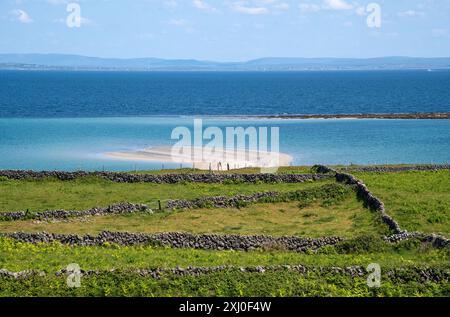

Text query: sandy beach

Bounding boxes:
[106,146,293,170]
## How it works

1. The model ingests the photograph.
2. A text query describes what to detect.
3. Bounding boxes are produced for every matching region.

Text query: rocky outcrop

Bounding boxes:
[2,231,344,252]
[0,170,331,184]
[0,203,150,221]
[267,113,450,120]
[339,165,450,173]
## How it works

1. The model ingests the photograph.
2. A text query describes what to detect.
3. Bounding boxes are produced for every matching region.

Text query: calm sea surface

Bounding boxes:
[0,71,449,170]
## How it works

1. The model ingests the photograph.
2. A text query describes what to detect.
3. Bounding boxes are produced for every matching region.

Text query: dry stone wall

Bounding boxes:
[314,165,449,248]
[1,266,447,283]
[0,203,150,221]
[0,170,331,184]
[0,166,448,249]
[2,231,344,252]
[339,165,450,173]
[314,165,403,233]
[167,192,280,209]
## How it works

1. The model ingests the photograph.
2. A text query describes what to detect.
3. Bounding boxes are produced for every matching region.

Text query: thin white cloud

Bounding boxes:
[80,17,92,26]
[46,0,68,5]
[166,18,195,33]
[10,9,33,24]
[299,0,353,13]
[397,10,424,17]
[323,0,353,10]
[355,6,366,16]
[163,0,178,9]
[232,2,269,15]
[53,16,92,27]
[299,3,321,12]
[193,0,217,12]
[228,1,291,15]
[273,2,290,10]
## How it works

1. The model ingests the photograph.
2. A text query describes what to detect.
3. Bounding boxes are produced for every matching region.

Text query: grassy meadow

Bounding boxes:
[2,270,448,297]
[0,199,387,237]
[0,166,448,297]
[0,176,332,212]
[353,170,450,235]
[0,236,448,297]
[0,237,447,273]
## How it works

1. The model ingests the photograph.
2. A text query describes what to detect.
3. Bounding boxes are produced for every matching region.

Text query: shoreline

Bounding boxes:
[106,146,293,171]
[258,113,450,120]
[1,113,450,121]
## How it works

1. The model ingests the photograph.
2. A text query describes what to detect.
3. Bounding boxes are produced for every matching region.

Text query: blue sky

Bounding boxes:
[1,0,450,61]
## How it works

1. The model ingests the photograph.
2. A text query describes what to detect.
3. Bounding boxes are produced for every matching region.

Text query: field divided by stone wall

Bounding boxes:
[0,166,448,297]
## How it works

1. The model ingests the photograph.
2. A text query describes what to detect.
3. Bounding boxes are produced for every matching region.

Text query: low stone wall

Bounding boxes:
[313,165,335,174]
[315,165,450,246]
[0,170,331,184]
[167,192,280,209]
[55,265,450,283]
[385,232,449,248]
[315,165,403,234]
[2,231,344,252]
[0,269,45,279]
[1,166,447,250]
[167,183,351,210]
[335,171,403,234]
[339,165,450,173]
[0,203,150,221]
[57,265,369,278]
[1,265,447,283]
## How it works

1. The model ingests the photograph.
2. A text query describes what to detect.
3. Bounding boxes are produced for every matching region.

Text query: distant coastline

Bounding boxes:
[1,54,450,71]
[258,113,450,120]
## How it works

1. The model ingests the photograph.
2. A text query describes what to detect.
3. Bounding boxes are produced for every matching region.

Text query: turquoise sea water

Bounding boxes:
[1,71,449,171]
[0,117,448,171]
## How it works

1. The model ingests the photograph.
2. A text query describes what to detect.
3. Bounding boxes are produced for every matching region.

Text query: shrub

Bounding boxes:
[234,200,249,209]
[392,238,422,251]
[335,235,388,254]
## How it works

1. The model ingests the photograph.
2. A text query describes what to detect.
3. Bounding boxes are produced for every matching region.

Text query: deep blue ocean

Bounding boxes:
[0,71,449,171]
[1,70,450,117]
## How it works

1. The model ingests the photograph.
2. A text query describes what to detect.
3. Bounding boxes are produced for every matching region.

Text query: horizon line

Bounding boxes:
[2,53,450,63]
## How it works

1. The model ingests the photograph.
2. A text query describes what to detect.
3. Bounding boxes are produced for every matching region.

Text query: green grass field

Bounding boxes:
[0,199,387,237]
[2,270,448,297]
[353,170,450,235]
[0,236,448,297]
[0,167,448,297]
[0,176,331,212]
[0,237,447,272]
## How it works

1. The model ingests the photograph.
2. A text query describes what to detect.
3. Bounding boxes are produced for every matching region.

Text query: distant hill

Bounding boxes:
[1,54,450,71]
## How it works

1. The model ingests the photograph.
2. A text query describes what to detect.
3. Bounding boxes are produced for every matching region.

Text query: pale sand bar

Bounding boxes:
[106,146,293,170]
